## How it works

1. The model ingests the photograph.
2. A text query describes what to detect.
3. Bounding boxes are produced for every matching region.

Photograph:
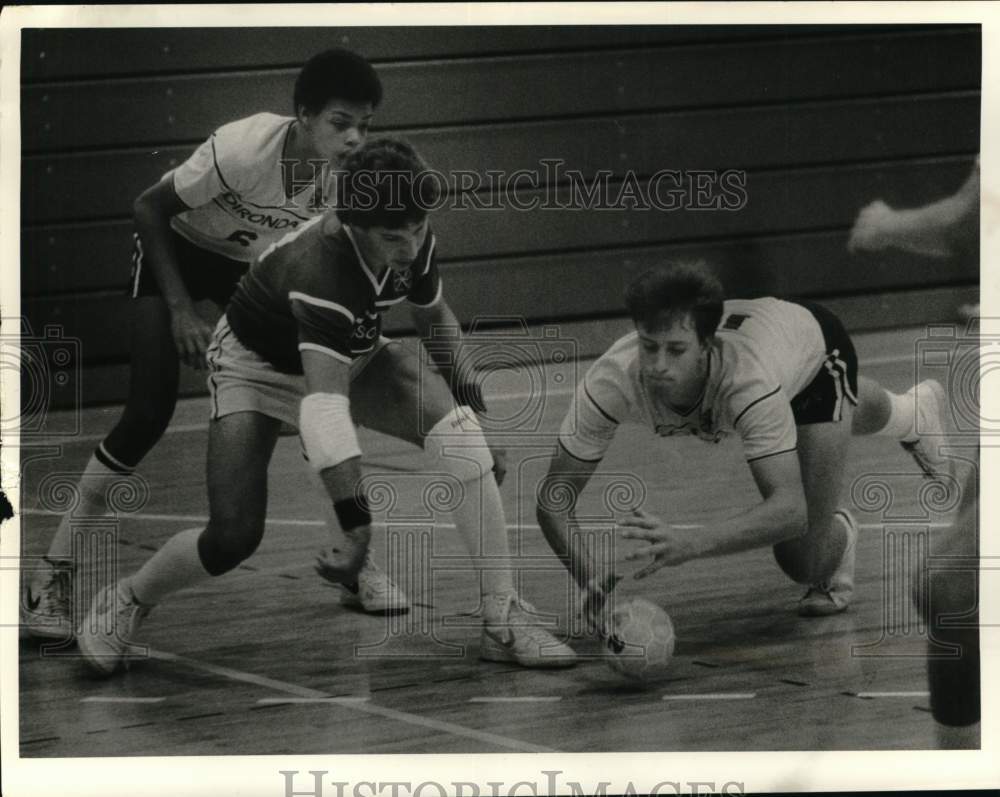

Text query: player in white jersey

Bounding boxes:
[77,138,577,675]
[536,261,951,630]
[25,49,409,641]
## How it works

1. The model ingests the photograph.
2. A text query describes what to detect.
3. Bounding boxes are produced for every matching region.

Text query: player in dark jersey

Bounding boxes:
[25,49,408,640]
[78,138,577,674]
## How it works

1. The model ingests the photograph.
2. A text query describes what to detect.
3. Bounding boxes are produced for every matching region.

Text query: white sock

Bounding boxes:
[876,389,916,441]
[46,449,128,560]
[424,409,516,616]
[129,527,211,606]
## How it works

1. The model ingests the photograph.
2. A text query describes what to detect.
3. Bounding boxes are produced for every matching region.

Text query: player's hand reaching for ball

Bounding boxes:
[314,531,370,587]
[315,547,366,587]
[170,304,216,370]
[621,509,704,578]
[847,199,896,253]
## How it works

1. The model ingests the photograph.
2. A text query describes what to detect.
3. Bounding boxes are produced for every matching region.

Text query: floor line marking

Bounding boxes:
[256,697,370,705]
[149,648,555,753]
[856,691,931,698]
[662,693,757,700]
[80,696,166,704]
[468,696,562,703]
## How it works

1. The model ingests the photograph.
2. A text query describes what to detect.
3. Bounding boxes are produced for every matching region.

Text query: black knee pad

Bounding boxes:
[197,521,264,576]
[928,626,980,727]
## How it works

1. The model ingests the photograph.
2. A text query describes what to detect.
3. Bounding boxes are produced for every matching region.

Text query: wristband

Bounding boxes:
[334,494,372,531]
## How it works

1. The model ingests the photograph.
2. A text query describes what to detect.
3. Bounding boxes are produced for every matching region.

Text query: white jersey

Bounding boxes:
[169,113,335,262]
[559,298,827,463]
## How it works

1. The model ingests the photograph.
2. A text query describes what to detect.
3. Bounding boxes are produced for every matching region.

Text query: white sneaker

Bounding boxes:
[799,511,858,617]
[481,593,577,668]
[23,557,73,640]
[901,380,950,480]
[77,581,150,676]
[339,555,410,615]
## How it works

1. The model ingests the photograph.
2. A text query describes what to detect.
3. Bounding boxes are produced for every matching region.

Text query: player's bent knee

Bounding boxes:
[424,406,494,484]
[197,516,266,576]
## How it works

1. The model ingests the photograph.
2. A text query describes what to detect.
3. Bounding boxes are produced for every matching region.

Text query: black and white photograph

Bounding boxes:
[2,3,997,795]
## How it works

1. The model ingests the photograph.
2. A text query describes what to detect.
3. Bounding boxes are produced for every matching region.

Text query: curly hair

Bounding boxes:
[624,261,725,341]
[335,137,443,229]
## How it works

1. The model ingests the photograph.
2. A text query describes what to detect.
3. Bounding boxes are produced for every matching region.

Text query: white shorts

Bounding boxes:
[205,316,394,429]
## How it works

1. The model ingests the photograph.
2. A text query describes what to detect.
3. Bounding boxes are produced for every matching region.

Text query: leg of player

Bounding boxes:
[25,297,184,640]
[913,460,980,748]
[351,342,576,668]
[774,401,858,617]
[852,374,951,480]
[77,410,282,676]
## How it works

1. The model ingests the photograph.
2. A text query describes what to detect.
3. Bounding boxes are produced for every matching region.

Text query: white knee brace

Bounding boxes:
[424,406,494,483]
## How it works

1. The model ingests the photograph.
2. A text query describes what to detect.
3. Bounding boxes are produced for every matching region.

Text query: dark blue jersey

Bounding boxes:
[226,214,440,374]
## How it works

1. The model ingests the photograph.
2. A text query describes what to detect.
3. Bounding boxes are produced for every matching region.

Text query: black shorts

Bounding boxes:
[128,229,249,307]
[789,301,859,425]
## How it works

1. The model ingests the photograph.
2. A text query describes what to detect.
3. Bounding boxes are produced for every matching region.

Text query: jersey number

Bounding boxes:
[227,230,259,247]
[722,313,749,330]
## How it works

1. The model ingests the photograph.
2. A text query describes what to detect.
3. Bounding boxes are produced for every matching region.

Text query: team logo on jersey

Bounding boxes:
[350,313,381,345]
[392,268,413,293]
[654,418,727,443]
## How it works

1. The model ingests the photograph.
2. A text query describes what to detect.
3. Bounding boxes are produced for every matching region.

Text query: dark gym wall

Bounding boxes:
[20,25,981,405]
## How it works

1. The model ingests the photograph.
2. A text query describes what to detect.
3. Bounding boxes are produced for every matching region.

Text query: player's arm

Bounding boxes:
[133,174,215,368]
[535,443,602,588]
[848,160,979,256]
[299,348,371,583]
[622,449,807,578]
[409,297,485,411]
[536,444,623,634]
[409,297,507,482]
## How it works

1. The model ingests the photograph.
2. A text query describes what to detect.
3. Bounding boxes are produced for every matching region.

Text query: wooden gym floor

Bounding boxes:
[16,323,980,756]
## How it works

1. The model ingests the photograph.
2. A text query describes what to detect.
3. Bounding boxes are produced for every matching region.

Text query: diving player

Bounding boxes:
[26,49,408,640]
[536,261,951,628]
[77,138,577,675]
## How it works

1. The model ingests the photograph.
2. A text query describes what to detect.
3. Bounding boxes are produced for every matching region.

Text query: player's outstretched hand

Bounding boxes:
[847,199,895,254]
[314,545,367,586]
[621,509,703,578]
[171,306,215,370]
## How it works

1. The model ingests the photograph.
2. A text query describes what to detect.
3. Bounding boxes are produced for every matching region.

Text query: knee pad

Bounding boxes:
[928,626,980,727]
[197,520,264,576]
[424,406,494,484]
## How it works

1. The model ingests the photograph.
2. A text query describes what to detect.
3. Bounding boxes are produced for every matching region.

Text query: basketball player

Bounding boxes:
[536,262,951,630]
[852,157,981,746]
[26,49,409,640]
[77,138,578,675]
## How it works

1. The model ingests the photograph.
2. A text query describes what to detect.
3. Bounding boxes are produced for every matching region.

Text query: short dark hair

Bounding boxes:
[336,137,442,230]
[624,261,725,341]
[294,48,383,115]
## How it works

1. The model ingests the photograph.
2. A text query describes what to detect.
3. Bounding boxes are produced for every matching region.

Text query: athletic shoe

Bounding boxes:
[339,554,410,615]
[900,380,950,480]
[23,557,73,640]
[77,581,150,676]
[799,510,858,617]
[481,593,577,668]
